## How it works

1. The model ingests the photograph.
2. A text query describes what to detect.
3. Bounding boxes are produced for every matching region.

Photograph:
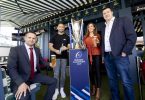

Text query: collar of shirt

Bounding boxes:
[105,17,115,25]
[24,43,34,50]
[58,32,65,35]
[24,43,37,72]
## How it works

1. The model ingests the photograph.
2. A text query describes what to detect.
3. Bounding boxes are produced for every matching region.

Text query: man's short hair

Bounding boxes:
[58,23,65,26]
[24,32,36,36]
[102,6,113,12]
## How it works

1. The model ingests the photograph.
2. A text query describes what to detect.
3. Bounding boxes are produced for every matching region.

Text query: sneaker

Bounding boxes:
[60,87,66,98]
[52,89,59,100]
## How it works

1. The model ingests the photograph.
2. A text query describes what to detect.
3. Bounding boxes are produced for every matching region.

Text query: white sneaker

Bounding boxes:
[52,89,59,100]
[60,87,66,98]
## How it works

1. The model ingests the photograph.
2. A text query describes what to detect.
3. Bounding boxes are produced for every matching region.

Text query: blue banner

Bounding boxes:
[69,49,90,100]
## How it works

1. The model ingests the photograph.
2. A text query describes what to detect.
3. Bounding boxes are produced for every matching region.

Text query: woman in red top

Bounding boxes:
[83,23,101,100]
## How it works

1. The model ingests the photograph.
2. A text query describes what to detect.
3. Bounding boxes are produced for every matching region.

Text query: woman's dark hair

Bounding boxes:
[85,23,98,37]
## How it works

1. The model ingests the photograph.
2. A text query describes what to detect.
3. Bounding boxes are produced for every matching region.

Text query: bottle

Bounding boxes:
[59,44,63,54]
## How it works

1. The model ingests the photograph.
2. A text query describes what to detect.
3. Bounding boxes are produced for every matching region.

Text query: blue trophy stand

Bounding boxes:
[69,49,90,100]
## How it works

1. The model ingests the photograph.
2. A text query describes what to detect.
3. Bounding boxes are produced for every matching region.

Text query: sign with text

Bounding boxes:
[69,49,90,100]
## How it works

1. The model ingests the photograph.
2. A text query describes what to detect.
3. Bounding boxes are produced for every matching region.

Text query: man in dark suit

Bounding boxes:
[101,7,137,100]
[7,32,57,100]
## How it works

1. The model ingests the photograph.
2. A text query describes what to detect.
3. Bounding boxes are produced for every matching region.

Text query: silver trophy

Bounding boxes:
[71,19,84,49]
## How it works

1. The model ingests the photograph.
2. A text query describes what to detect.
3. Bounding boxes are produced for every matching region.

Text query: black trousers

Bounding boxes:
[89,55,101,88]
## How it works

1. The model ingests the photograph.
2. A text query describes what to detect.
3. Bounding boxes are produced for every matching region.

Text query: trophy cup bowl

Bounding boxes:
[71,19,83,49]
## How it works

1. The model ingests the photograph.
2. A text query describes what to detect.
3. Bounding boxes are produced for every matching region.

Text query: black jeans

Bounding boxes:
[89,55,101,88]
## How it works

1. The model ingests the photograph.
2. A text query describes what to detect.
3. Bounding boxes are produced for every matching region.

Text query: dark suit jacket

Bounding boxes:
[101,17,137,56]
[7,45,49,91]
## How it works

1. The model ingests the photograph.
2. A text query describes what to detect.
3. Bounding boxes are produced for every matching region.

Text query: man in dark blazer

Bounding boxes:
[102,7,137,100]
[7,32,57,100]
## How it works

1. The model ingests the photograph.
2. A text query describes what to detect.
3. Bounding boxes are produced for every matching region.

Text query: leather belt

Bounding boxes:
[104,52,112,55]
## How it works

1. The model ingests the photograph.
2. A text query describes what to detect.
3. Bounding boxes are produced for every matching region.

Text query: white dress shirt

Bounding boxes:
[25,43,37,72]
[104,17,115,52]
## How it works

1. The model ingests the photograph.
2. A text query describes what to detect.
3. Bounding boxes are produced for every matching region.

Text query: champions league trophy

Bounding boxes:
[68,19,90,99]
[69,19,85,49]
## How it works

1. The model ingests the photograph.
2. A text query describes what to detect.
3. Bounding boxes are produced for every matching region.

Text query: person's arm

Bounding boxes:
[61,44,70,51]
[7,47,30,100]
[38,49,56,69]
[15,83,30,100]
[82,36,87,49]
[67,44,70,49]
[97,34,101,46]
[122,17,137,55]
[7,47,24,86]
[48,35,60,54]
[49,43,60,54]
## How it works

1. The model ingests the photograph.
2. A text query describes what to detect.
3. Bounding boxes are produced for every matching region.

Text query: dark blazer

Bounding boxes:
[7,45,49,91]
[101,17,137,56]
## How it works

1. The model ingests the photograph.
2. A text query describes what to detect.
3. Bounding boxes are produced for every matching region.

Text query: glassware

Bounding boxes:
[93,36,99,44]
[59,44,63,54]
[51,55,56,66]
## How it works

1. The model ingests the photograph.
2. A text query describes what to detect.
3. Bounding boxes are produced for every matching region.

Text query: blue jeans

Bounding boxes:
[104,53,135,100]
[53,59,67,88]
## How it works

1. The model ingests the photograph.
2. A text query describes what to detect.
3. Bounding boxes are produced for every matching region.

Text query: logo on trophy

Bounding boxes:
[68,19,84,49]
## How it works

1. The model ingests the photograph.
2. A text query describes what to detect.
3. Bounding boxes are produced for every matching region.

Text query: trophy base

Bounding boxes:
[69,49,90,99]
[74,43,80,49]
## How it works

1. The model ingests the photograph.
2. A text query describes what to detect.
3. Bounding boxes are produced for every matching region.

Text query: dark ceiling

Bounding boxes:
[0,0,104,27]
[1,0,143,28]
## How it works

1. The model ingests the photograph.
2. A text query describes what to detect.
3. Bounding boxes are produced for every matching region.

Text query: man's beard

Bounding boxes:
[58,31,64,34]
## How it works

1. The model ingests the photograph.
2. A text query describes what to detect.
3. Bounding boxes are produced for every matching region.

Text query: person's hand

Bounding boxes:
[121,52,127,57]
[49,62,56,68]
[96,38,100,44]
[55,50,61,55]
[61,46,68,51]
[81,44,86,50]
[15,83,30,100]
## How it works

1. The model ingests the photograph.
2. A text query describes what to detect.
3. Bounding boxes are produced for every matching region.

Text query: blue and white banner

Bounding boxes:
[69,49,90,100]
